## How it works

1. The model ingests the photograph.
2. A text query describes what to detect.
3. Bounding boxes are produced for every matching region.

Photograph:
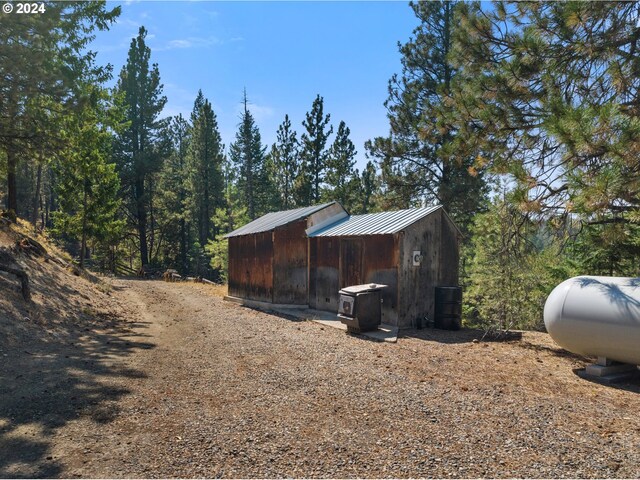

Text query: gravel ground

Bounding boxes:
[2,278,640,478]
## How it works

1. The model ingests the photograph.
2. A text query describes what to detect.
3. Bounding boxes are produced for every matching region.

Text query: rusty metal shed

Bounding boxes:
[224,202,347,304]
[307,205,461,328]
[225,202,460,329]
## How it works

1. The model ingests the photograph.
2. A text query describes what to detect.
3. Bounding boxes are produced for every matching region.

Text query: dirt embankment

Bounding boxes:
[1,220,640,478]
[0,221,136,477]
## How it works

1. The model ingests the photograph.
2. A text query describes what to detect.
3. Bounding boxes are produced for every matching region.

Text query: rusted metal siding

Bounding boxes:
[227,232,273,302]
[273,220,308,304]
[309,237,340,310]
[310,234,399,325]
[396,209,460,328]
[360,235,399,326]
[227,204,459,326]
[340,238,363,287]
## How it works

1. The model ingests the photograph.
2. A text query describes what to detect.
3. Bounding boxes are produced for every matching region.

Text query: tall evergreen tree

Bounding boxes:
[229,91,269,220]
[296,95,333,206]
[188,90,225,247]
[157,114,191,273]
[113,26,167,267]
[53,84,123,269]
[358,160,380,214]
[267,115,299,209]
[465,192,572,332]
[324,120,357,207]
[366,0,487,233]
[449,1,640,270]
[0,1,120,218]
[205,155,251,282]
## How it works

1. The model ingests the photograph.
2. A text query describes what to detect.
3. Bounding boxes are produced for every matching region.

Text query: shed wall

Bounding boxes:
[398,212,440,328]
[439,212,460,286]
[227,205,459,327]
[397,209,460,328]
[310,235,399,325]
[309,237,339,311]
[361,235,399,325]
[228,231,273,302]
[273,220,308,304]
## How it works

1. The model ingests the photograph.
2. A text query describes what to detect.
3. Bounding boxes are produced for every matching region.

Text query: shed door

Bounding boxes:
[340,238,363,288]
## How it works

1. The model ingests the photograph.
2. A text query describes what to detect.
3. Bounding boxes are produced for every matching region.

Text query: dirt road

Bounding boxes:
[2,279,640,478]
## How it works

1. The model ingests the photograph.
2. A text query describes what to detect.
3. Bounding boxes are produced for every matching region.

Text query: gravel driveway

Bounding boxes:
[2,279,640,478]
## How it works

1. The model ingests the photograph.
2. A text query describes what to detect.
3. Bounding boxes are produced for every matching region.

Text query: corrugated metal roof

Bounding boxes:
[224,202,337,238]
[308,205,442,237]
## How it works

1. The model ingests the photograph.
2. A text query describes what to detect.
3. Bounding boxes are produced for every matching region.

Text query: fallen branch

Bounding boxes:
[0,263,30,301]
[17,237,48,257]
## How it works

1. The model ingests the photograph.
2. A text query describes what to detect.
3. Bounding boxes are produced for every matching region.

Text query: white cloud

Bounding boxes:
[249,104,275,122]
[156,36,225,51]
[116,17,142,30]
[167,39,194,49]
[234,101,275,122]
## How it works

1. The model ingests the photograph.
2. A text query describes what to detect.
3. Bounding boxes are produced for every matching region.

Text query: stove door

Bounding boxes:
[338,294,355,317]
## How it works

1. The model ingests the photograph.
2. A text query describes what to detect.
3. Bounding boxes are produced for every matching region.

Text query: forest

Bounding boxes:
[1,1,639,331]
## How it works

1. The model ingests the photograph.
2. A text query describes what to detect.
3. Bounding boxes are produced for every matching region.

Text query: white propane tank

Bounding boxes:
[544,276,640,365]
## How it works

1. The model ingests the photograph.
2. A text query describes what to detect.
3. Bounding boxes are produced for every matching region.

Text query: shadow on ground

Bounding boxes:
[401,327,487,345]
[517,337,594,363]
[0,308,154,478]
[572,368,640,394]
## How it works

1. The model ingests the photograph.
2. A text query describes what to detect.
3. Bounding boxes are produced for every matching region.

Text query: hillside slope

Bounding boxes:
[0,220,124,347]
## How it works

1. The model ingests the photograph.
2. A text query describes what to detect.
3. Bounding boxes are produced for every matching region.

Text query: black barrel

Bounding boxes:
[434,286,462,330]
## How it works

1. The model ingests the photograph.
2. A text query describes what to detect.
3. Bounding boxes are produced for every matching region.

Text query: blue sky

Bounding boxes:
[93,1,419,170]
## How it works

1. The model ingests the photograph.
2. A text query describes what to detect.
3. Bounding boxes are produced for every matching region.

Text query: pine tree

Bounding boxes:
[366,0,487,233]
[267,115,299,209]
[465,192,573,332]
[229,90,270,220]
[53,84,123,269]
[296,95,333,206]
[0,1,120,218]
[205,156,249,282]
[324,120,357,207]
[113,26,167,268]
[357,160,380,214]
[157,114,191,273]
[188,90,225,247]
[449,1,640,271]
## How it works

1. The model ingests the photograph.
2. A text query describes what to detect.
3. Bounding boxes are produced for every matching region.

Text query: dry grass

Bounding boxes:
[9,218,72,263]
[189,281,228,298]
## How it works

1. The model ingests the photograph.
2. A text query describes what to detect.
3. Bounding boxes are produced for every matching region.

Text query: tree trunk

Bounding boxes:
[80,183,88,269]
[202,183,210,247]
[148,176,155,264]
[31,162,43,230]
[6,146,17,218]
[180,217,187,274]
[0,264,30,301]
[136,178,149,266]
[45,165,55,228]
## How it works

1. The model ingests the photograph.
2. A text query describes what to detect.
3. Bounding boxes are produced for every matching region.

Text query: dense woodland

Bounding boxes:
[1,1,639,330]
